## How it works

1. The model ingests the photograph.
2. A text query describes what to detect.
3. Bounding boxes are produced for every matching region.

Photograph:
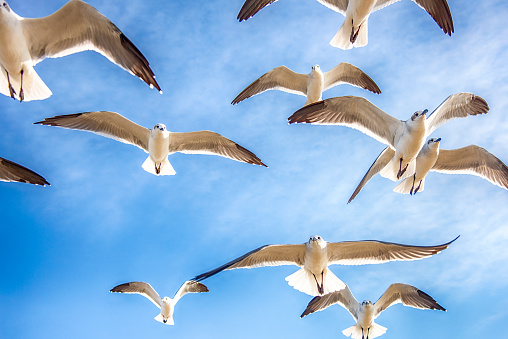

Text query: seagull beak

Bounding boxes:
[422,109,428,116]
[436,138,441,142]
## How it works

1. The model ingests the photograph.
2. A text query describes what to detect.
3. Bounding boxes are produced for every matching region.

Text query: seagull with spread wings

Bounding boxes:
[193,235,457,296]
[35,111,267,176]
[110,280,209,325]
[0,0,160,102]
[232,63,380,108]
[289,93,489,182]
[0,156,49,186]
[300,283,445,339]
[235,0,453,50]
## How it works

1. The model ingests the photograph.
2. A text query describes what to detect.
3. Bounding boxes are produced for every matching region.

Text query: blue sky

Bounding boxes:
[1,0,508,338]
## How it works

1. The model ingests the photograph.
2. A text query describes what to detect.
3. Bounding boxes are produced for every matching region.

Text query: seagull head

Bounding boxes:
[308,235,326,248]
[0,1,11,13]
[410,109,428,121]
[428,137,441,145]
[361,300,373,306]
[153,124,167,132]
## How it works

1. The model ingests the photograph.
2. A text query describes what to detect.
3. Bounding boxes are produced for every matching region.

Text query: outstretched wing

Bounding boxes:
[173,280,209,304]
[35,111,151,152]
[373,0,453,35]
[288,96,402,148]
[237,0,280,21]
[0,157,50,186]
[348,147,395,203]
[323,63,381,94]
[232,66,308,104]
[300,284,360,320]
[426,93,489,135]
[327,237,458,265]
[22,0,161,91]
[168,131,266,167]
[374,283,446,316]
[110,282,162,309]
[432,145,508,190]
[316,0,349,15]
[193,244,306,281]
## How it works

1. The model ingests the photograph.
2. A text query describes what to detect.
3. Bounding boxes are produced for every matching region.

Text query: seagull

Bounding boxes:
[300,283,445,339]
[235,0,453,50]
[0,0,161,102]
[193,235,457,296]
[0,156,49,186]
[394,139,508,194]
[35,111,267,176]
[232,63,380,107]
[288,93,489,183]
[110,280,209,325]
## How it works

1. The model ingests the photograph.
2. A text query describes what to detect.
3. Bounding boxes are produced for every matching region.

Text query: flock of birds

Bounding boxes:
[1,0,506,338]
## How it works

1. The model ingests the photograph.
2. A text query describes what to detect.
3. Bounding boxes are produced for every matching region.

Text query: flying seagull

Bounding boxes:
[235,0,453,50]
[289,93,489,182]
[0,0,161,102]
[232,63,380,107]
[193,235,457,296]
[110,280,209,325]
[300,283,445,339]
[0,156,49,186]
[35,111,267,176]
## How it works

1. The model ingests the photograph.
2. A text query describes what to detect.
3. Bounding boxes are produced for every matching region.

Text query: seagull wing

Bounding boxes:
[323,63,381,94]
[232,66,308,104]
[315,0,350,15]
[173,280,209,304]
[193,244,307,281]
[34,111,151,152]
[348,147,395,203]
[374,283,445,317]
[288,96,402,148]
[426,93,489,136]
[110,282,162,309]
[432,146,508,190]
[168,131,266,166]
[327,237,458,265]
[237,0,279,21]
[21,0,161,91]
[374,0,453,35]
[300,284,360,320]
[0,157,50,186]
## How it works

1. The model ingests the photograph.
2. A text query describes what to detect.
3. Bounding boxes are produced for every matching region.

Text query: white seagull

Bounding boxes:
[35,111,267,176]
[110,280,209,325]
[288,93,489,183]
[193,235,457,296]
[0,0,160,102]
[300,283,445,339]
[235,0,453,50]
[232,63,381,107]
[0,156,49,186]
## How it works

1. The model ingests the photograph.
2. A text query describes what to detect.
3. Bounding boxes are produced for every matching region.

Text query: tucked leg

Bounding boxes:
[4,68,16,99]
[19,69,24,102]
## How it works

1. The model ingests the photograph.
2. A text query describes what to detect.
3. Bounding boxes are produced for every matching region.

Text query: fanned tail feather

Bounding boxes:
[330,18,368,50]
[380,157,415,181]
[393,176,426,194]
[154,313,174,325]
[142,156,176,176]
[285,268,345,296]
[342,323,386,339]
[0,68,51,101]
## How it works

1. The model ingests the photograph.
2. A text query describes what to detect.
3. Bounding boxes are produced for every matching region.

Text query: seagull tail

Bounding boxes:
[342,323,386,339]
[0,68,52,102]
[330,18,368,50]
[393,176,426,194]
[380,157,415,182]
[154,313,174,325]
[141,156,176,176]
[285,268,345,296]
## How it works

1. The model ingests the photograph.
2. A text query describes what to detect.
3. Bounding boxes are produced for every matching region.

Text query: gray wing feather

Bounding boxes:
[288,96,402,148]
[21,0,160,91]
[173,280,209,303]
[327,236,458,265]
[316,0,349,14]
[237,0,279,21]
[323,63,381,94]
[432,146,508,190]
[110,282,162,309]
[168,131,266,167]
[301,284,360,320]
[34,111,151,152]
[0,157,50,186]
[374,283,446,316]
[232,66,308,104]
[426,93,489,135]
[348,147,395,203]
[193,244,306,281]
